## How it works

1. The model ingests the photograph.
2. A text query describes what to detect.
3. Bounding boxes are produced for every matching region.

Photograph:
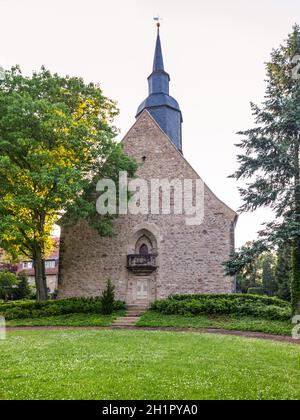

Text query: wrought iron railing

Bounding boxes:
[127,254,157,273]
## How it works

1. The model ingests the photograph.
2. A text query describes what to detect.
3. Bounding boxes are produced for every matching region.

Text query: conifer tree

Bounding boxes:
[275,246,292,301]
[226,25,300,313]
[262,254,276,296]
[100,279,115,315]
[15,271,31,300]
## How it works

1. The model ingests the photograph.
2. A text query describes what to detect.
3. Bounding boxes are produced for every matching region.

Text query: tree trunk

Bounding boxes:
[33,248,48,301]
[292,136,300,314]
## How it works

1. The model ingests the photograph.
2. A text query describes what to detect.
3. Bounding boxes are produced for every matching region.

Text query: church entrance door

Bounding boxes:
[134,277,149,305]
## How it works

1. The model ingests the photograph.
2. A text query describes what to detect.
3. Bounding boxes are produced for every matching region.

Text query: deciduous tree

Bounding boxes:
[0,67,137,300]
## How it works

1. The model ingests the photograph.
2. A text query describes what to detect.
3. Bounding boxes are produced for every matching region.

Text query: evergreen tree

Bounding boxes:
[234,243,267,293]
[100,279,115,315]
[226,25,300,314]
[14,271,31,300]
[262,254,276,296]
[236,273,249,294]
[275,246,292,301]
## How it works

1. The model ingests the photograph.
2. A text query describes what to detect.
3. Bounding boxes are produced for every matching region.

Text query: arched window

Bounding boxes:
[132,229,157,255]
[139,244,149,255]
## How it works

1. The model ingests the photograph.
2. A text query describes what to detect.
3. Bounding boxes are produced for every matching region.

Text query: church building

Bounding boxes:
[58,25,237,305]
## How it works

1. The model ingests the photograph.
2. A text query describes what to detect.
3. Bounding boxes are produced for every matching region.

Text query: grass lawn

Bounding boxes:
[6,312,124,327]
[1,329,300,400]
[137,311,293,336]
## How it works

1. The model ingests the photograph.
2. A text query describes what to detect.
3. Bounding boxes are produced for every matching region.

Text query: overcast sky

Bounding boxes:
[0,0,299,247]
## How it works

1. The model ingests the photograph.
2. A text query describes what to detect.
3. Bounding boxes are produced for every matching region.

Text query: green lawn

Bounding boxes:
[137,311,293,336]
[6,312,124,327]
[1,330,300,400]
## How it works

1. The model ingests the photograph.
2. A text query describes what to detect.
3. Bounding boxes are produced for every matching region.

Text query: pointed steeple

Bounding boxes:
[147,23,170,96]
[136,22,183,152]
[152,26,164,71]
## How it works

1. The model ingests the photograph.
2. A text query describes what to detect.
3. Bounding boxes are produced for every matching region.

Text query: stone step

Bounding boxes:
[112,317,139,324]
[112,310,144,327]
[126,311,145,316]
[122,316,140,319]
[127,306,148,310]
[113,317,137,320]
[111,325,136,329]
[112,316,140,327]
[126,311,146,315]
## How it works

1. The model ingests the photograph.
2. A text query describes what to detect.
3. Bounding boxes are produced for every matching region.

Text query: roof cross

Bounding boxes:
[153,15,162,33]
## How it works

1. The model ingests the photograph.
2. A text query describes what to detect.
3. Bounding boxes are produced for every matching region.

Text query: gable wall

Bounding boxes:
[58,112,236,300]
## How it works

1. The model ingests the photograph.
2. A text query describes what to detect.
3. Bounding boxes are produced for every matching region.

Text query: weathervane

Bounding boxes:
[153,15,162,33]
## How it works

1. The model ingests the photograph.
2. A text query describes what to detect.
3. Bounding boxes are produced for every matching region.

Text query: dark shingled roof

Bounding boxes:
[136,26,183,152]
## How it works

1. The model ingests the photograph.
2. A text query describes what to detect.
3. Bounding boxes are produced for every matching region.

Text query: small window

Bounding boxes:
[45,260,56,269]
[23,261,33,269]
[139,244,149,255]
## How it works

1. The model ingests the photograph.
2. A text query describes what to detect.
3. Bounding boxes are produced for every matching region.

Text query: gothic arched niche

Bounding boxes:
[131,228,158,255]
[135,235,152,254]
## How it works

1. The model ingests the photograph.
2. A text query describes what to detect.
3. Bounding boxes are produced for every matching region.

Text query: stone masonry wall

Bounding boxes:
[58,111,237,301]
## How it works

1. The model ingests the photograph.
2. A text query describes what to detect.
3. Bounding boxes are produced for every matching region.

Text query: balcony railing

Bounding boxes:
[127,254,157,273]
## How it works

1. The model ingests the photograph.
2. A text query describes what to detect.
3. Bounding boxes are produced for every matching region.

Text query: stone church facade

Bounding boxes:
[58,26,237,305]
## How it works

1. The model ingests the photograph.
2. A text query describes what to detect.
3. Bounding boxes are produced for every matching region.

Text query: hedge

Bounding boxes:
[151,294,291,321]
[0,297,126,320]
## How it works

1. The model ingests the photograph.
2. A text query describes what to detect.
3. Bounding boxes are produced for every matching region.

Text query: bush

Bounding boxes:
[247,287,265,296]
[13,271,31,300]
[0,271,18,300]
[0,297,126,320]
[167,293,290,307]
[151,294,291,321]
[100,280,115,315]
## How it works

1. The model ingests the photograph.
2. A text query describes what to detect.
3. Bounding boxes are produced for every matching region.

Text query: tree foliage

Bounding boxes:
[262,254,276,296]
[0,271,17,300]
[226,25,300,313]
[0,66,137,300]
[14,271,31,300]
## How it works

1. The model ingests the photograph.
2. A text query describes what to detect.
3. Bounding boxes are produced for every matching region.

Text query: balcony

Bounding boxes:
[127,254,157,273]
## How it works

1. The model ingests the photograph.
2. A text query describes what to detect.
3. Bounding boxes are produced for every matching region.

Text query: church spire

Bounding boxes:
[136,21,183,152]
[147,22,170,96]
[152,23,164,71]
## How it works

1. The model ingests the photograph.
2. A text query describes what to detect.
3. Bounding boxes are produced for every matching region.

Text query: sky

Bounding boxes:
[0,0,299,247]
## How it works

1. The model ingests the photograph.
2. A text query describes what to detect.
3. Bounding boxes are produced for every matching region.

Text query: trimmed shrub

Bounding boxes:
[151,294,291,321]
[0,297,126,320]
[167,293,290,308]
